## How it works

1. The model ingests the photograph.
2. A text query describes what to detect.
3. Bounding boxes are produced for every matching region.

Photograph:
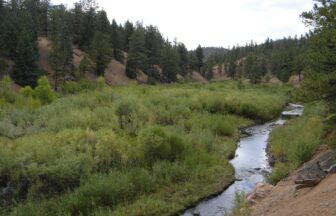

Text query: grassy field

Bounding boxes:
[0,80,289,215]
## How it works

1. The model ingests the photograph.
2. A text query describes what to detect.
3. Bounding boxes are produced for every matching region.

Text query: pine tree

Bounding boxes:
[49,5,74,90]
[23,0,40,36]
[2,1,20,59]
[12,12,40,87]
[96,10,110,34]
[89,31,112,76]
[111,19,123,62]
[39,0,50,36]
[71,2,84,46]
[126,27,147,79]
[122,21,134,52]
[187,51,198,72]
[177,43,189,76]
[145,25,164,66]
[301,0,336,106]
[195,45,204,74]
[75,1,97,48]
[0,0,4,55]
[160,42,180,83]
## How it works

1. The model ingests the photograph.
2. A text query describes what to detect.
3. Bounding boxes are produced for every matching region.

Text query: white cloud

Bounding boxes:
[51,0,315,50]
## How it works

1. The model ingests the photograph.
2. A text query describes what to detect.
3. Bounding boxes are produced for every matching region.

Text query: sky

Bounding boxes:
[51,0,315,50]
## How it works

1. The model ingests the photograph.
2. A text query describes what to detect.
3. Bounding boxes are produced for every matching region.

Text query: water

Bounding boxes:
[183,104,303,216]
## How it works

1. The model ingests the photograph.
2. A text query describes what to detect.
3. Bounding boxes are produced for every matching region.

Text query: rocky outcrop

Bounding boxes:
[294,150,336,190]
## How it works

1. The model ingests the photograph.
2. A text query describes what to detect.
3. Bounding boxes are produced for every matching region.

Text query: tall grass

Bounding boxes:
[268,102,325,184]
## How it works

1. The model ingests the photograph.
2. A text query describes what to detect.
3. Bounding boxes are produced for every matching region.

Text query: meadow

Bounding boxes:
[0,78,289,215]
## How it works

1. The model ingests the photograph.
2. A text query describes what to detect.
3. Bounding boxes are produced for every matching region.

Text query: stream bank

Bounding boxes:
[182,104,303,216]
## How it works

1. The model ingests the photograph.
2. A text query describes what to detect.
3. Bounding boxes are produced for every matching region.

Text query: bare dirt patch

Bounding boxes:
[251,146,336,216]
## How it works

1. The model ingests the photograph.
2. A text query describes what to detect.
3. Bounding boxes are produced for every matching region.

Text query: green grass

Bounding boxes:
[268,102,325,184]
[0,80,289,215]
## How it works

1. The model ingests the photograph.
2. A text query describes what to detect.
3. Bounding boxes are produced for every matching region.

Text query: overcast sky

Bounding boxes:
[51,0,315,50]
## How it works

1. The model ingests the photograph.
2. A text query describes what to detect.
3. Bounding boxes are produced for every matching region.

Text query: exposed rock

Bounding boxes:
[246,183,275,205]
[294,150,336,190]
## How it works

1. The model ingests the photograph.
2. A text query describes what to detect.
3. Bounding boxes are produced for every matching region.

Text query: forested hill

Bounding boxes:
[0,0,310,89]
[0,0,209,88]
[204,36,308,83]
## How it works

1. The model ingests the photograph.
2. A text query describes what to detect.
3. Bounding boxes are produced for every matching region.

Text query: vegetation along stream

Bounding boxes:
[183,104,304,216]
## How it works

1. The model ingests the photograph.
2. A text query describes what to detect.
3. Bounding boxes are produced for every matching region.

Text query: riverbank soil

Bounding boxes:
[250,145,336,216]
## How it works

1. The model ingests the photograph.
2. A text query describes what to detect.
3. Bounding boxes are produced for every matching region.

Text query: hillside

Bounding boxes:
[36,37,208,87]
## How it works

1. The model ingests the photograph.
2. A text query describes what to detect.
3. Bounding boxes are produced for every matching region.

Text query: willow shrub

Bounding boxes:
[138,126,186,165]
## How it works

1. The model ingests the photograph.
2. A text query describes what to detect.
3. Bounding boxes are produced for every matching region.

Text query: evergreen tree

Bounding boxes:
[12,12,40,87]
[39,0,50,36]
[195,45,204,74]
[89,31,112,76]
[145,25,164,66]
[0,0,5,55]
[122,21,134,52]
[96,10,110,34]
[23,0,40,36]
[160,42,180,83]
[187,51,198,72]
[204,55,216,80]
[1,1,20,59]
[126,27,147,79]
[74,1,97,48]
[111,19,123,62]
[301,0,336,106]
[49,5,74,90]
[177,43,189,76]
[71,2,84,46]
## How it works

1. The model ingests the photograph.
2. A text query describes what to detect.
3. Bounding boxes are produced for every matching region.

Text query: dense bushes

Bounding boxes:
[61,77,107,95]
[0,81,289,215]
[0,76,56,110]
[0,128,125,203]
[139,126,186,165]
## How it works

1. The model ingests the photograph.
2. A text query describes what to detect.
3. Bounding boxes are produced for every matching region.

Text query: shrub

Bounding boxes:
[115,99,139,130]
[61,81,81,94]
[16,86,41,110]
[138,126,186,165]
[0,75,16,103]
[34,76,56,105]
[97,76,106,89]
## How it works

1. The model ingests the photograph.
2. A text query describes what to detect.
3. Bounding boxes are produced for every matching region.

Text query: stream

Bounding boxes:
[183,104,304,216]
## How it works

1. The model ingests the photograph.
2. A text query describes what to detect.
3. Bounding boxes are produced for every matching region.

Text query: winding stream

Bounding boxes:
[183,104,304,216]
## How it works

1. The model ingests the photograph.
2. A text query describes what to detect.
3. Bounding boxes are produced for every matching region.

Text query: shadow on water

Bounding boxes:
[182,104,303,216]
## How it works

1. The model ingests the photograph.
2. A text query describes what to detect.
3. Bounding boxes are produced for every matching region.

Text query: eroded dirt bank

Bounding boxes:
[249,145,336,216]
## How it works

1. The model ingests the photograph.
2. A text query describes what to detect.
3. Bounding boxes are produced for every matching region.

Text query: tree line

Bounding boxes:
[0,0,206,88]
[203,36,309,83]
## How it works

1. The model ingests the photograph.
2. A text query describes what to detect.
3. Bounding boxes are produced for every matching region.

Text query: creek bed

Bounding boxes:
[183,104,303,216]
